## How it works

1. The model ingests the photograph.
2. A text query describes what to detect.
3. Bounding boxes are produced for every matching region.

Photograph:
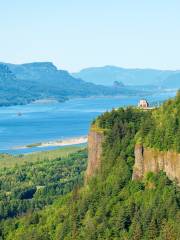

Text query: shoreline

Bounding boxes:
[11,136,88,150]
[0,90,177,109]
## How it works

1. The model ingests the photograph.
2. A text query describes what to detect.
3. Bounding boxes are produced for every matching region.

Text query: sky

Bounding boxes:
[0,0,180,71]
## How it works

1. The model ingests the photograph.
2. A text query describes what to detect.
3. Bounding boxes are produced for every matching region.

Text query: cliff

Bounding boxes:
[133,144,180,184]
[85,92,180,185]
[85,128,104,182]
[86,130,180,185]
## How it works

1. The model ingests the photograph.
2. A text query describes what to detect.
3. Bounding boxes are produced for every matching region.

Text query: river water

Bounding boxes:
[0,91,176,154]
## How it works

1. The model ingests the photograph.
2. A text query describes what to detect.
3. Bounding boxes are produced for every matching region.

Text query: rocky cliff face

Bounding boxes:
[85,129,104,182]
[133,144,180,184]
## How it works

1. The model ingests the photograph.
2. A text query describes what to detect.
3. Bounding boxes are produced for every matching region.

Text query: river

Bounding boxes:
[0,91,176,154]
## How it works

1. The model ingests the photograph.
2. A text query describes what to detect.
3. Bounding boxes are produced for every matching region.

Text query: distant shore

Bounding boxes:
[12,136,88,150]
[32,98,59,104]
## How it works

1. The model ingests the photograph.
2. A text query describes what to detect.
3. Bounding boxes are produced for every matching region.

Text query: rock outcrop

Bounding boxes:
[133,144,180,184]
[85,129,104,182]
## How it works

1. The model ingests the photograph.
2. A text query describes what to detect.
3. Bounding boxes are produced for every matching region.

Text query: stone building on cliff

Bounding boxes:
[138,99,149,109]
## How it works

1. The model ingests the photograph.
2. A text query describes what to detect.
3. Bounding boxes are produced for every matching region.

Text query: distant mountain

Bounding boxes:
[72,66,180,87]
[0,62,141,107]
[113,81,125,88]
[0,64,41,106]
[162,73,180,88]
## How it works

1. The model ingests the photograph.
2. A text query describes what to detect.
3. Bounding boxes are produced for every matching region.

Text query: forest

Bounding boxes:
[138,90,180,152]
[0,148,87,229]
[0,92,179,239]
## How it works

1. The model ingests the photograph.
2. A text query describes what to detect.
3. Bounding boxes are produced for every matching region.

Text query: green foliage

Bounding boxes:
[96,107,147,177]
[139,91,180,152]
[0,145,84,169]
[1,152,179,239]
[0,94,180,239]
[0,149,87,221]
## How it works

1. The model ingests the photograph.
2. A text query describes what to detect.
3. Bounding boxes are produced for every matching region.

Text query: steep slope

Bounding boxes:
[133,91,180,182]
[72,65,180,87]
[133,144,180,183]
[87,92,180,184]
[85,127,104,182]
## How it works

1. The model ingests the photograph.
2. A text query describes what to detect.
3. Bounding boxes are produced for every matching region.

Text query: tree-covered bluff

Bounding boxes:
[96,90,180,153]
[1,93,180,239]
[136,90,180,152]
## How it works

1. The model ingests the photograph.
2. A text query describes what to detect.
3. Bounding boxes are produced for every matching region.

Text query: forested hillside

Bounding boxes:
[1,93,180,240]
[137,90,180,152]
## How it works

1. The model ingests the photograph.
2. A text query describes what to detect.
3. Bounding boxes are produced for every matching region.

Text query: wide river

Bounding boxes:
[0,91,176,154]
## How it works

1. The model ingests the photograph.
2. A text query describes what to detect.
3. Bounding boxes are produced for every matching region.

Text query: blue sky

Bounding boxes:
[0,0,179,71]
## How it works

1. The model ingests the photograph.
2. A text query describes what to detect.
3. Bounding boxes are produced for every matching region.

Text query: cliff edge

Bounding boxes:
[85,128,104,182]
[133,144,180,184]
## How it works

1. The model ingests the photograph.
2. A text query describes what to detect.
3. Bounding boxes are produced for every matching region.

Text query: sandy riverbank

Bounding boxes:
[12,136,88,150]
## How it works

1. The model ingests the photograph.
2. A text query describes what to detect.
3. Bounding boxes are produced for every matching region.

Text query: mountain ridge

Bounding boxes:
[72,65,180,87]
[0,62,142,106]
